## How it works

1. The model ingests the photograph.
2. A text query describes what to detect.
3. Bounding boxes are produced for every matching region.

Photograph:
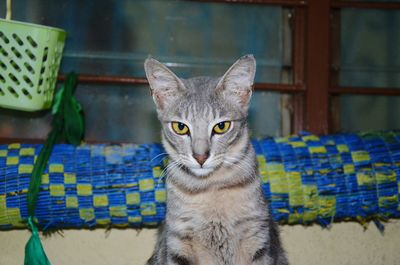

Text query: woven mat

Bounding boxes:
[1,132,399,229]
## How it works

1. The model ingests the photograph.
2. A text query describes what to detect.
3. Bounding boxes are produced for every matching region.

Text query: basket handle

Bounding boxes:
[6,0,11,20]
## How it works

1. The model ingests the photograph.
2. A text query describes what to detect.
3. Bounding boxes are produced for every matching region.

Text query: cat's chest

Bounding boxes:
[184,187,251,220]
[171,186,257,237]
[188,194,237,261]
[168,185,265,263]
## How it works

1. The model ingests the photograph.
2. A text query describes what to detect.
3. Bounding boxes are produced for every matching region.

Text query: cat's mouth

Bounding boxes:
[176,154,223,177]
[189,167,215,177]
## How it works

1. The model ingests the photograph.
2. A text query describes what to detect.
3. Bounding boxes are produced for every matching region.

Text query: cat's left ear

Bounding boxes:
[216,54,256,108]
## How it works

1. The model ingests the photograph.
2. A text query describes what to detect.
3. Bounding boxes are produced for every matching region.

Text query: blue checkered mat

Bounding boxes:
[1,132,399,229]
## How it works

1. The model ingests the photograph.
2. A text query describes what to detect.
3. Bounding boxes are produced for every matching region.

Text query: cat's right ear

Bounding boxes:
[144,58,185,110]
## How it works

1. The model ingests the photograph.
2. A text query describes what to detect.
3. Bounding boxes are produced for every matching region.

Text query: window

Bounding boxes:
[331,5,400,132]
[0,0,399,144]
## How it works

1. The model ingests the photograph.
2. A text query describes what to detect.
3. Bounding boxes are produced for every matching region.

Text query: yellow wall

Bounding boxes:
[1,221,400,265]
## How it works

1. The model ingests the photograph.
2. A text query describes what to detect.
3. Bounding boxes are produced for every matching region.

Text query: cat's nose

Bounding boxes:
[193,152,209,166]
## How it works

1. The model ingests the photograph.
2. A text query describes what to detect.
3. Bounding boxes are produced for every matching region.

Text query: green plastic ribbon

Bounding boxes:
[25,73,84,265]
[24,217,50,265]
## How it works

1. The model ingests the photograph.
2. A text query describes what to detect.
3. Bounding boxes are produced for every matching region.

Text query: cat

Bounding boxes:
[144,55,288,265]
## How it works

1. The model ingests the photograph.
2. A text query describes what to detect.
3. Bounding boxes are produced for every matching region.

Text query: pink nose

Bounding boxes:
[193,153,209,166]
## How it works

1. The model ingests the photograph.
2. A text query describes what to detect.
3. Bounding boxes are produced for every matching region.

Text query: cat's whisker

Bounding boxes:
[150,152,168,163]
[224,159,250,173]
[212,153,225,161]
[223,161,248,181]
[225,154,254,168]
[224,157,256,176]
[155,159,186,190]
[156,159,181,187]
[223,161,256,185]
[176,162,185,173]
[155,166,170,188]
[164,159,181,175]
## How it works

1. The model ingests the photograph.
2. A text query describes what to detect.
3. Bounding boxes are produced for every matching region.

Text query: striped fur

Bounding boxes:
[144,55,288,265]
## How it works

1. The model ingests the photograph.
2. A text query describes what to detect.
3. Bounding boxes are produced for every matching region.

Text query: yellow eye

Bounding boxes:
[213,121,231,134]
[171,122,190,135]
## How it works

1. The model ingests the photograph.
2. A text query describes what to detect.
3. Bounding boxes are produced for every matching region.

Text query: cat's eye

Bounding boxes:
[171,122,190,135]
[213,121,231,134]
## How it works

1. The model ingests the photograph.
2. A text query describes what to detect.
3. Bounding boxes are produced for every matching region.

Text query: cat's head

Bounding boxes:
[144,55,256,178]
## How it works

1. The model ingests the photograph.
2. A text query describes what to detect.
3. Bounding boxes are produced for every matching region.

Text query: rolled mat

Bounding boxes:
[1,131,399,229]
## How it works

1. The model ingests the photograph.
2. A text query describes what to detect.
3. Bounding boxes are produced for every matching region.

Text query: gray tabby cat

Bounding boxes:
[144,55,288,265]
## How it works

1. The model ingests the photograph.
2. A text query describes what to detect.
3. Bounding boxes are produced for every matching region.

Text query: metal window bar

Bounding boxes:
[56,75,306,93]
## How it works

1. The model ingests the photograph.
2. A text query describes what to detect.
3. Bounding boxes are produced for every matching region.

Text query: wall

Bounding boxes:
[1,221,400,265]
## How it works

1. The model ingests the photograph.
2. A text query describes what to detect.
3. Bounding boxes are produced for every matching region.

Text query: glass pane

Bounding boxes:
[340,95,400,132]
[0,0,290,84]
[338,8,400,132]
[249,92,282,138]
[0,0,287,142]
[340,9,400,88]
[0,110,51,140]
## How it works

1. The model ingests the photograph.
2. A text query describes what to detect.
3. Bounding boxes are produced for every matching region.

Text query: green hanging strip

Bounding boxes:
[24,217,51,265]
[24,73,84,265]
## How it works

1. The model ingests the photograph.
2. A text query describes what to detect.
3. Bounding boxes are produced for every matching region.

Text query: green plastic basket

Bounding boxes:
[0,18,66,111]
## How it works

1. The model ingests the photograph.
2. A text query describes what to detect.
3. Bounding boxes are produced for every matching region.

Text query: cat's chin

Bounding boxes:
[189,167,214,177]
